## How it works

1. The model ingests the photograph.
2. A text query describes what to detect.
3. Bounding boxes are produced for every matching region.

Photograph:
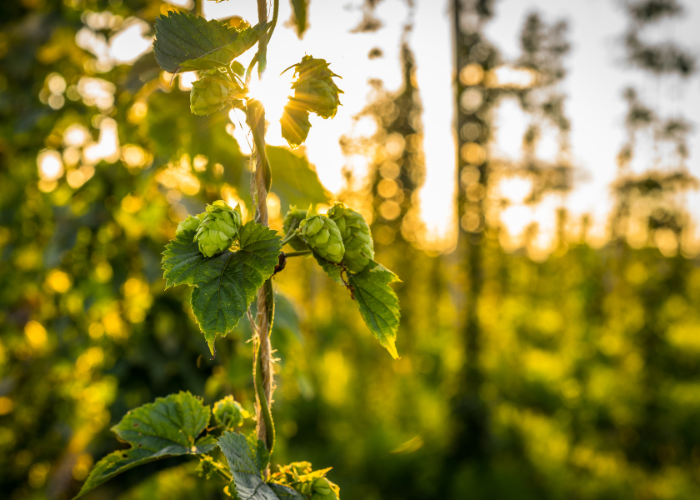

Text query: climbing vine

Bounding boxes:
[75,2,400,499]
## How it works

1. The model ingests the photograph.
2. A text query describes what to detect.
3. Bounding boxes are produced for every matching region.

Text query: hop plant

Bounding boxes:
[176,214,202,236]
[190,73,244,116]
[327,203,374,273]
[281,56,342,148]
[282,206,309,251]
[298,214,345,263]
[194,201,242,257]
[213,396,246,430]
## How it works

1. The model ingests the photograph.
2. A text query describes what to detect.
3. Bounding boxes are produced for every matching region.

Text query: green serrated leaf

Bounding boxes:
[162,228,207,289]
[190,221,281,356]
[268,482,306,499]
[348,261,401,359]
[246,431,270,474]
[75,392,212,499]
[312,251,343,284]
[154,11,269,73]
[218,431,279,500]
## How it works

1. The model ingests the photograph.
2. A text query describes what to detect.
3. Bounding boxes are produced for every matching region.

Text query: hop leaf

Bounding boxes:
[281,100,312,149]
[154,11,269,73]
[327,202,374,273]
[282,206,309,251]
[74,392,215,498]
[190,73,245,116]
[298,215,345,263]
[213,395,247,430]
[194,201,242,258]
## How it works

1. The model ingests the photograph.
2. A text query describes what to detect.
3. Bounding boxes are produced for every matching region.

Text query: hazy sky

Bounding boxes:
[193,0,700,251]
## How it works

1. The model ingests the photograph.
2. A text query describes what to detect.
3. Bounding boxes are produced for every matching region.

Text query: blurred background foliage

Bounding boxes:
[1,0,700,499]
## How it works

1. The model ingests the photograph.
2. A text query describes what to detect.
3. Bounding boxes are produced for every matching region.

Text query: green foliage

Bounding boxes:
[218,431,279,500]
[75,392,214,498]
[154,12,268,73]
[348,261,401,359]
[270,462,340,500]
[193,222,282,355]
[162,219,281,355]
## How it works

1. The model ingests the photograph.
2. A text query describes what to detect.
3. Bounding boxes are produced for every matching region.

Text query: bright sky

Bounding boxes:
[190,0,700,251]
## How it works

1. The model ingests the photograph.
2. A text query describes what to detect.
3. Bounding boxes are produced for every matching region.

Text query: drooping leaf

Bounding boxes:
[289,0,309,39]
[218,431,279,500]
[190,221,281,355]
[162,228,207,289]
[154,11,268,73]
[348,261,401,359]
[75,392,213,499]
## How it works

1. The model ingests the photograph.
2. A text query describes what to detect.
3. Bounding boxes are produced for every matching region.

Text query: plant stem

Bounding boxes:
[249,0,280,469]
[284,250,311,258]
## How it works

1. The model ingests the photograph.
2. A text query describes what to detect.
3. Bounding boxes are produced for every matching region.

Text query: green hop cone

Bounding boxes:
[298,215,345,263]
[327,203,374,273]
[292,56,343,119]
[282,206,309,251]
[190,73,243,116]
[281,100,311,148]
[307,478,339,500]
[213,395,246,430]
[194,200,242,257]
[176,214,202,236]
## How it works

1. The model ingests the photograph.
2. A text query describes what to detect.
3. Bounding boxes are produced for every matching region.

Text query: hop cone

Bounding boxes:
[280,100,311,148]
[281,56,342,147]
[194,201,242,257]
[311,478,339,500]
[213,396,245,430]
[328,203,374,273]
[176,214,202,236]
[300,478,339,500]
[190,73,243,116]
[298,215,345,263]
[282,206,309,251]
[292,56,343,119]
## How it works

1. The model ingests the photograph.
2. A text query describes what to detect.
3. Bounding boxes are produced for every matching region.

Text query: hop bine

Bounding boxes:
[194,201,242,257]
[327,203,374,273]
[190,72,245,116]
[282,206,309,251]
[298,214,345,263]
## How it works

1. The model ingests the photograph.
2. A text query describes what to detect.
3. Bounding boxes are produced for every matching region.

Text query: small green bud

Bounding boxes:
[327,203,374,273]
[303,477,338,500]
[194,200,242,257]
[282,206,309,251]
[213,395,246,430]
[281,100,312,149]
[190,73,243,116]
[298,215,345,263]
[176,215,202,236]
